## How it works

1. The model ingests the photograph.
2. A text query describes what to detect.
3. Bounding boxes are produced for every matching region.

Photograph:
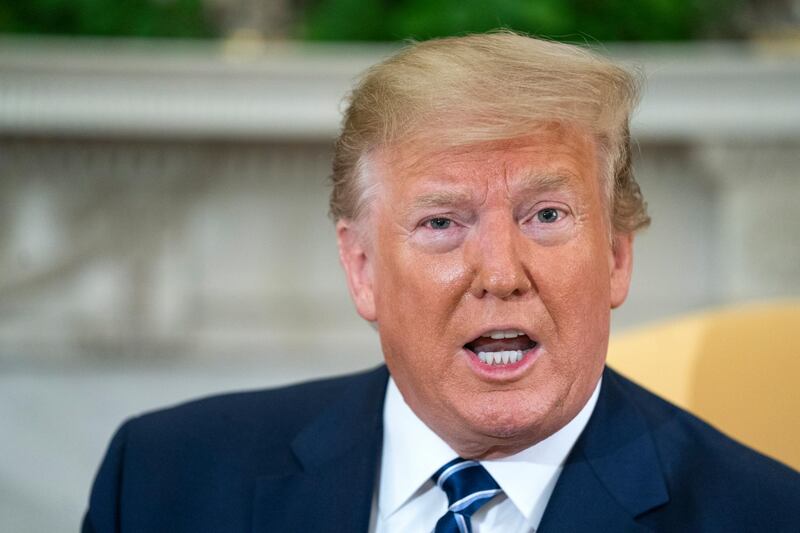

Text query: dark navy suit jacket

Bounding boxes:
[83,366,800,532]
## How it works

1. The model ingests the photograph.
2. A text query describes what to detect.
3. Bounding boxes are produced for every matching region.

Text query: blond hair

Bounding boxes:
[329,31,650,234]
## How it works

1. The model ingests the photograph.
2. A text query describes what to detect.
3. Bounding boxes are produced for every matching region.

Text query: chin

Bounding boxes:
[459,394,552,443]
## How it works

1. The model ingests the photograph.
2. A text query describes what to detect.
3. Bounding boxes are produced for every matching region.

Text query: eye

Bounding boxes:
[425,217,453,230]
[521,203,574,245]
[536,208,560,223]
[413,215,465,253]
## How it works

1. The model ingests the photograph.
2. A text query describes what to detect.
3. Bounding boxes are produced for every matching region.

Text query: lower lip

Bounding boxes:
[462,345,541,380]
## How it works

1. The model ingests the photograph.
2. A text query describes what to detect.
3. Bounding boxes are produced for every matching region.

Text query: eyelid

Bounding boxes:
[418,211,469,228]
[522,201,571,222]
[422,216,452,228]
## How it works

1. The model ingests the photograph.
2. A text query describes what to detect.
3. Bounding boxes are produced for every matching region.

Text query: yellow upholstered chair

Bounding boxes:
[607,300,800,471]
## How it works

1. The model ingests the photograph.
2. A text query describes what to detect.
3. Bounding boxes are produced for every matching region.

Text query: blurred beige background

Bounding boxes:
[1,25,800,533]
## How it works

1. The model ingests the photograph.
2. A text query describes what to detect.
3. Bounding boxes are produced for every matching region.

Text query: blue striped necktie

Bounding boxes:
[431,457,502,533]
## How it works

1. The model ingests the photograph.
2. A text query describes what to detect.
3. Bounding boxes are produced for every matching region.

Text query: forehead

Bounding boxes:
[375,125,600,198]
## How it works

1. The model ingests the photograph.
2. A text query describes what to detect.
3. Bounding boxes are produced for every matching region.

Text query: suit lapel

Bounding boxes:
[539,368,669,532]
[251,365,669,531]
[253,366,389,533]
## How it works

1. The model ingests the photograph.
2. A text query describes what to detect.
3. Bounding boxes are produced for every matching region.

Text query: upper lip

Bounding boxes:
[462,324,538,347]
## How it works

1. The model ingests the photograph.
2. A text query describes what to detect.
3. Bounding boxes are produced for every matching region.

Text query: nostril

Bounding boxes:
[479,269,532,299]
[466,233,533,298]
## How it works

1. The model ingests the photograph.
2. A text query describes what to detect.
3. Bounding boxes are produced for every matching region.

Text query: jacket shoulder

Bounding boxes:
[123,365,386,457]
[607,368,800,529]
[83,365,388,533]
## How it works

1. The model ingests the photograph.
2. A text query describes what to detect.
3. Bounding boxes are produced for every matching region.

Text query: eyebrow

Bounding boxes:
[400,172,576,219]
[406,190,475,212]
[512,172,574,196]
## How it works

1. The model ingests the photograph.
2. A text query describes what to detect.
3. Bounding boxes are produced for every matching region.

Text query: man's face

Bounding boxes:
[337,124,634,458]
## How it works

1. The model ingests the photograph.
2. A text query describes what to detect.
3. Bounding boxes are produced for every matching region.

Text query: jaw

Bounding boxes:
[422,386,561,459]
[386,334,605,460]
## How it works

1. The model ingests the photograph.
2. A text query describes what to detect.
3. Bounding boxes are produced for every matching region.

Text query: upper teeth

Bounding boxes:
[482,330,525,340]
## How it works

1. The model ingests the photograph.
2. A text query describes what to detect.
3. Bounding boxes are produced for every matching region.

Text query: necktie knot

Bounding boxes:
[431,458,502,533]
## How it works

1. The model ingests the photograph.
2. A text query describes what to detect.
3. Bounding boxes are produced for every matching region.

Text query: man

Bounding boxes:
[83,32,800,532]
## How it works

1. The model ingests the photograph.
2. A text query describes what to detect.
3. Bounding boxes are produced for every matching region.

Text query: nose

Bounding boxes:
[467,213,533,299]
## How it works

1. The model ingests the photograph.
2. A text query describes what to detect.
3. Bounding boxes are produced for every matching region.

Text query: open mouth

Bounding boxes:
[464,329,538,366]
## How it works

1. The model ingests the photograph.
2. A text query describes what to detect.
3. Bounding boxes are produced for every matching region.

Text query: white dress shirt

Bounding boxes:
[370,377,601,533]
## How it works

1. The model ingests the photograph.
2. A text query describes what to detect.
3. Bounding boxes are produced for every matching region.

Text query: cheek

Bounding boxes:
[536,240,610,300]
[374,241,470,320]
[535,235,613,349]
[372,244,472,387]
[560,219,612,291]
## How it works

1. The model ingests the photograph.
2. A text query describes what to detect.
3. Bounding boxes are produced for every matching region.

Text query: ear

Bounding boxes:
[336,219,377,322]
[609,232,634,309]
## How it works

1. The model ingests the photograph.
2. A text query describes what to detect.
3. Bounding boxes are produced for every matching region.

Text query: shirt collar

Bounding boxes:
[378,376,602,524]
[482,380,601,526]
[378,378,458,520]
